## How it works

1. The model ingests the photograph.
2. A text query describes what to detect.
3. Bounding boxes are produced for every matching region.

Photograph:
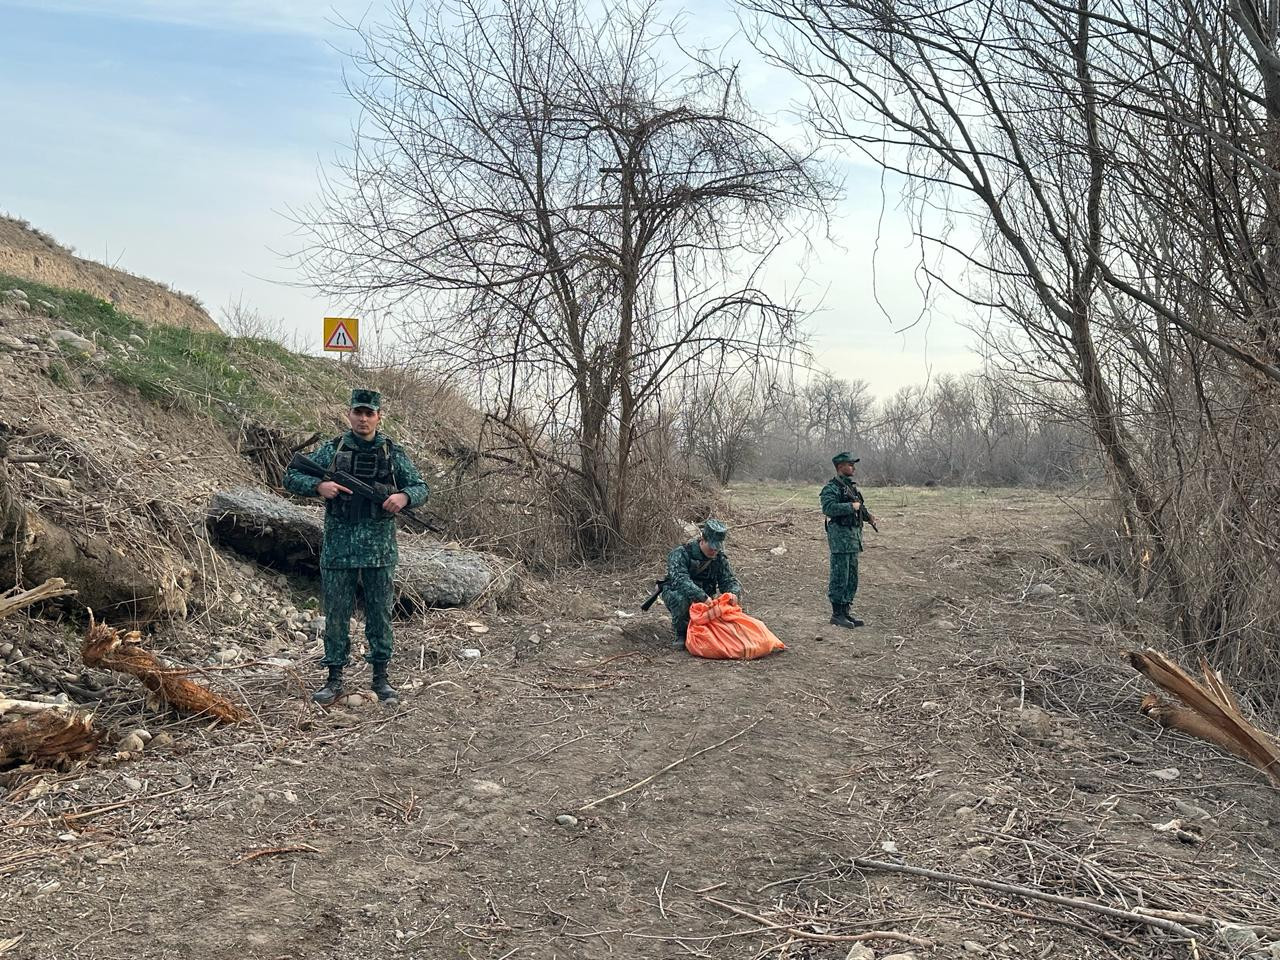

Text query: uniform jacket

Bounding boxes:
[662,540,742,606]
[283,430,429,569]
[820,475,869,555]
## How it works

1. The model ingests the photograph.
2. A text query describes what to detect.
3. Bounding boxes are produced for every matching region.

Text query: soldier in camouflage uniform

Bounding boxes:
[283,388,429,704]
[820,452,879,629]
[660,519,743,650]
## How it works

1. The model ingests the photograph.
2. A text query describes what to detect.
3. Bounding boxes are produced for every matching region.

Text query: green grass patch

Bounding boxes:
[46,359,74,388]
[0,272,346,430]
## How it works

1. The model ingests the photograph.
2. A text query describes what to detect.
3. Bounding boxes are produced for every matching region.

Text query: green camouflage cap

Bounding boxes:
[832,451,859,466]
[349,387,382,411]
[700,518,728,548]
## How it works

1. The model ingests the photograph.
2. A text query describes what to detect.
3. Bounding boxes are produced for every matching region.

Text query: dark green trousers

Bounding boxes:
[321,565,395,666]
[827,552,860,606]
[661,589,693,642]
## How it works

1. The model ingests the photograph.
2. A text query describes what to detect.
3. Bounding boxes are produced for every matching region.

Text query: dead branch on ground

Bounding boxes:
[0,578,75,620]
[234,844,321,865]
[81,618,245,724]
[579,719,760,811]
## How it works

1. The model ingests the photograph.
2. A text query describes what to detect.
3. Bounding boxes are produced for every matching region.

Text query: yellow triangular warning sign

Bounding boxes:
[323,316,359,352]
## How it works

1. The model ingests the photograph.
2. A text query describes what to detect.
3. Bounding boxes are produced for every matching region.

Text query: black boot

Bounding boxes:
[830,603,857,629]
[371,663,398,702]
[845,605,865,628]
[312,665,343,705]
[671,619,689,651]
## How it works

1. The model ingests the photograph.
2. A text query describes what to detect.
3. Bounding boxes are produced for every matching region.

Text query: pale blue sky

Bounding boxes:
[0,0,980,395]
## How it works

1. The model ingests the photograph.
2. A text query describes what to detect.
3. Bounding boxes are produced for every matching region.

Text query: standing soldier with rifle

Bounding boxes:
[283,388,429,704]
[820,452,879,629]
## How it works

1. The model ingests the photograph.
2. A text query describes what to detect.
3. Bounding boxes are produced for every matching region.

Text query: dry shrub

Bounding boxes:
[433,413,714,571]
[363,362,483,445]
[1125,377,1280,714]
[1061,376,1280,719]
[238,421,321,488]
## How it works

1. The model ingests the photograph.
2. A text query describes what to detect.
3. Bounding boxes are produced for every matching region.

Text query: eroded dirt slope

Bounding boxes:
[0,217,217,333]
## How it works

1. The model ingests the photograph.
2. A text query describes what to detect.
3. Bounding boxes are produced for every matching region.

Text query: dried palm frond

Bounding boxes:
[0,699,101,768]
[82,618,244,725]
[1130,649,1280,786]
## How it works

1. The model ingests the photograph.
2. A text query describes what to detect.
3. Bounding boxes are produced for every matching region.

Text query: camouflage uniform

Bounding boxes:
[283,425,428,668]
[661,520,742,646]
[820,454,871,622]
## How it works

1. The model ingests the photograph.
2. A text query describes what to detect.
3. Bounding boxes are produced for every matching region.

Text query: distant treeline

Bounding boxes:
[680,369,1095,486]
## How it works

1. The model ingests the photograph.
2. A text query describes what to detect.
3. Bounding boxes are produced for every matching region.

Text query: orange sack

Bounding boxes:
[686,594,786,660]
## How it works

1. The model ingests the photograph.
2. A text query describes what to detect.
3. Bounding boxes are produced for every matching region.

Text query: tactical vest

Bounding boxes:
[327,435,395,522]
[828,477,863,528]
[684,544,719,589]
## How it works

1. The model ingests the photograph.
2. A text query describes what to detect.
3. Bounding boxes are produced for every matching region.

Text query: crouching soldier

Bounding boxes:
[283,387,429,704]
[661,519,742,650]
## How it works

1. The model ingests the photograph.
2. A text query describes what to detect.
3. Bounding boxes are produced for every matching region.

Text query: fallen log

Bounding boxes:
[206,486,513,610]
[81,618,245,724]
[1129,649,1280,786]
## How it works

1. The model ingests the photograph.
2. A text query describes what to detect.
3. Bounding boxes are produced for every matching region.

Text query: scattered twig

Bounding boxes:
[578,720,760,811]
[234,844,321,865]
[61,784,192,824]
[848,856,1198,939]
[703,897,934,947]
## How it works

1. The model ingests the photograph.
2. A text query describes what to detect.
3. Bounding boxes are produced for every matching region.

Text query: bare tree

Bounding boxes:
[294,0,828,557]
[689,377,780,484]
[746,0,1280,693]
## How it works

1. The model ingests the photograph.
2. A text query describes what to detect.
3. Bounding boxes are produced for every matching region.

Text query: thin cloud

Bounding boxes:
[0,0,373,36]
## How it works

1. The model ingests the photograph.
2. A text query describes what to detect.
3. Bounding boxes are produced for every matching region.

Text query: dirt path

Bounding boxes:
[5,485,1279,959]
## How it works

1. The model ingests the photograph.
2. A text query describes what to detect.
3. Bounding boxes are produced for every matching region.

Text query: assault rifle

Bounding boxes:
[840,477,879,533]
[640,553,715,611]
[640,579,666,612]
[287,452,442,534]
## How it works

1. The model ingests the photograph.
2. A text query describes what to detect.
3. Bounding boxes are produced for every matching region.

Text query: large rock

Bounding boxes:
[206,487,512,611]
